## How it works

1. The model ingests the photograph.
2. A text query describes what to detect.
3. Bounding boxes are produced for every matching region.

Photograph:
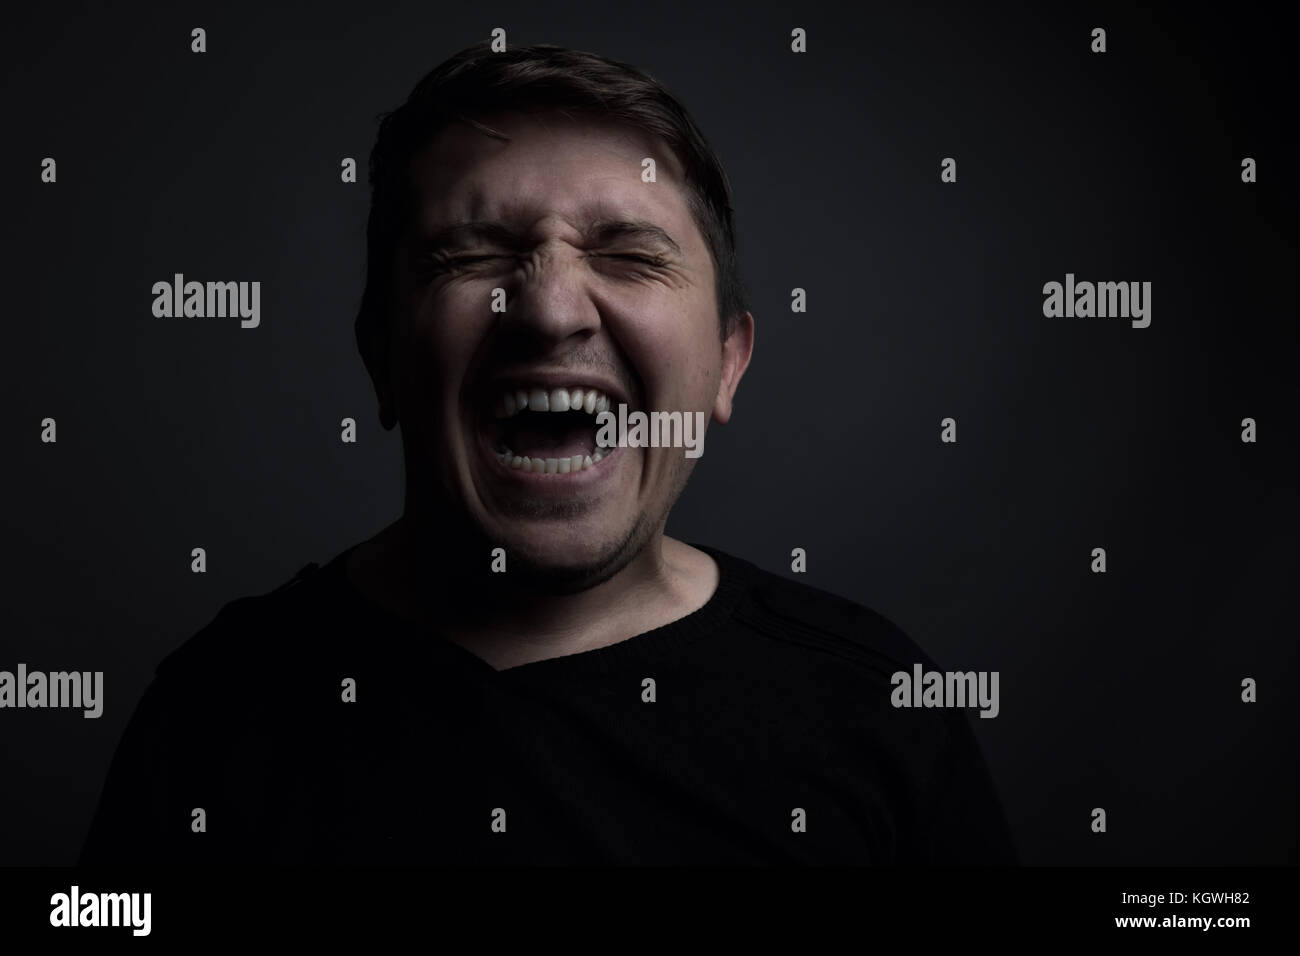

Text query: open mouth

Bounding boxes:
[479,385,622,475]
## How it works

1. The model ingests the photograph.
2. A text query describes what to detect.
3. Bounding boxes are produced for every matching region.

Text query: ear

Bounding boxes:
[712,310,754,424]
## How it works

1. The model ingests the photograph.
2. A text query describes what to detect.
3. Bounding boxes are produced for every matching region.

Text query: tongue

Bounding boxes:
[509,419,593,460]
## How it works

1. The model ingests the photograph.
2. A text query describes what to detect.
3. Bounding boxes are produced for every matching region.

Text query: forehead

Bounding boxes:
[406,109,699,246]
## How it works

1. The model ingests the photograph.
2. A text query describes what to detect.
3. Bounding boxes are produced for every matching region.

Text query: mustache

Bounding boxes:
[471,341,638,399]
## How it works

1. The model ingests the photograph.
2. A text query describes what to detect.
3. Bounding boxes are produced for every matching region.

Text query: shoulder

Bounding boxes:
[153,555,339,688]
[698,545,973,773]
[700,544,943,680]
[701,546,1016,862]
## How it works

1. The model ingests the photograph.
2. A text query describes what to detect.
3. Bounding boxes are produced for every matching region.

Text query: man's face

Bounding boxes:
[383,109,735,586]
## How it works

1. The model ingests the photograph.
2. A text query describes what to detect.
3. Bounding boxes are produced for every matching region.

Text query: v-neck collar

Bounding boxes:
[326,540,748,682]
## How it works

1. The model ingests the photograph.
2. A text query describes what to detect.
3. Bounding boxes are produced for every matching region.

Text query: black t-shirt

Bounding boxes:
[79,544,1018,865]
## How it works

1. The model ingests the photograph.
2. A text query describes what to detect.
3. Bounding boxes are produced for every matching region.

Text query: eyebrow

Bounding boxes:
[419,218,683,256]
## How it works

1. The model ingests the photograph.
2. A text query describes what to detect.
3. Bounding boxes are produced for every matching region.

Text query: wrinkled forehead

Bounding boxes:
[405,108,696,243]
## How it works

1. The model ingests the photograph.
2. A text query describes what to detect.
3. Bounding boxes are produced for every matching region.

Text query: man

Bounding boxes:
[80,42,1016,864]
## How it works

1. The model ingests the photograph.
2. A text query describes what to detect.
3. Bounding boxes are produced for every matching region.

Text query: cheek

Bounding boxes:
[626,299,718,377]
[402,301,486,388]
[643,328,720,403]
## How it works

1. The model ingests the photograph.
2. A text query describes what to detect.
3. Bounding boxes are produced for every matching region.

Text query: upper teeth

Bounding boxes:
[495,386,612,419]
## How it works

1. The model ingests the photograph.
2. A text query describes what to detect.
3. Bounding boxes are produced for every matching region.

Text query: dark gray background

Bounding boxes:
[2,0,1294,865]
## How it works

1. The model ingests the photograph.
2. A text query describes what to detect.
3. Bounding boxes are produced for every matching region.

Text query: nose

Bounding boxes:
[499,241,602,345]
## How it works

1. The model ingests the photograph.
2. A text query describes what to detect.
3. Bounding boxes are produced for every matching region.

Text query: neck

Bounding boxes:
[349,512,718,670]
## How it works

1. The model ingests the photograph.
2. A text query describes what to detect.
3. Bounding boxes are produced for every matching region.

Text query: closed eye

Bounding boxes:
[439,255,503,267]
[599,253,669,266]
[420,252,670,277]
[419,254,505,276]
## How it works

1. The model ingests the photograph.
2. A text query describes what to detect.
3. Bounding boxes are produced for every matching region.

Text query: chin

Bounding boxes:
[493,518,647,593]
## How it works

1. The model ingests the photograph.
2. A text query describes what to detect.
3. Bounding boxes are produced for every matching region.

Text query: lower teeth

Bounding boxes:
[494,447,607,474]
